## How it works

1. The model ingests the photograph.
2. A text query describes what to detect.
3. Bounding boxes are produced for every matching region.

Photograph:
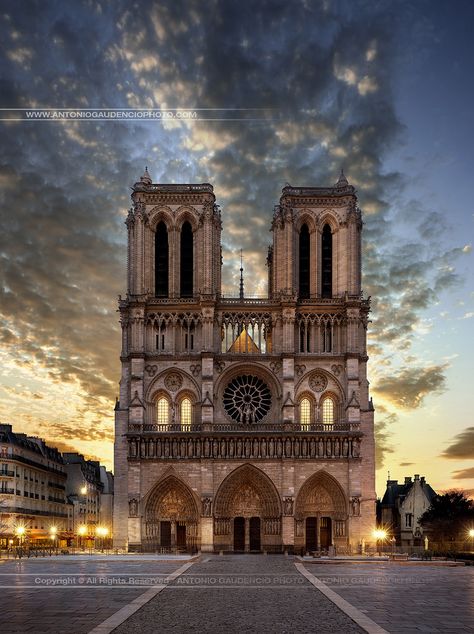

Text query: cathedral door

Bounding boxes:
[320,517,332,549]
[234,516,245,551]
[177,523,186,549]
[249,517,261,551]
[160,521,171,548]
[305,517,317,551]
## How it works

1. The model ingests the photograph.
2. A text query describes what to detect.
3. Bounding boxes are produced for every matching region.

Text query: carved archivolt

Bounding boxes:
[295,471,347,519]
[214,464,281,518]
[145,475,198,521]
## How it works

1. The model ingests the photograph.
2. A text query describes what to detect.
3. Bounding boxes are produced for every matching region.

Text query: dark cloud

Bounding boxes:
[452,467,474,480]
[373,364,447,409]
[399,462,414,467]
[441,427,474,460]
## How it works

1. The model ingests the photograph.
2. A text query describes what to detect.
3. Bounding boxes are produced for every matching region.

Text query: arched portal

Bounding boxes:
[143,475,199,552]
[295,471,348,553]
[213,464,282,552]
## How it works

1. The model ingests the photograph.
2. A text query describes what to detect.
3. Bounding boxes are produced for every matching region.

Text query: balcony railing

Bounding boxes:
[0,470,15,477]
[138,421,359,433]
[0,488,15,495]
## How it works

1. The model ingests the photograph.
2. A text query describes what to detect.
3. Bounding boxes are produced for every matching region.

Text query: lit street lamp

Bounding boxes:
[15,525,26,558]
[373,528,388,557]
[78,524,87,550]
[49,526,57,555]
[469,528,474,552]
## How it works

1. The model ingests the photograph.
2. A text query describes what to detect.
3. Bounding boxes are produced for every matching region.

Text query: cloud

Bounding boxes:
[373,364,447,409]
[452,467,474,480]
[375,408,396,470]
[399,462,414,467]
[441,427,474,460]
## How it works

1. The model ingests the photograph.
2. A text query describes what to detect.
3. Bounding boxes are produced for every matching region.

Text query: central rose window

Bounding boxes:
[223,375,271,423]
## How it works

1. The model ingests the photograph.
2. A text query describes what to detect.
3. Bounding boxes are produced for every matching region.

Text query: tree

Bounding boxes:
[419,490,474,545]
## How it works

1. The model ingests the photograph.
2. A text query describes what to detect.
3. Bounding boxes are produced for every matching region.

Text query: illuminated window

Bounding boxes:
[181,398,192,430]
[322,396,334,425]
[157,397,169,425]
[300,398,311,428]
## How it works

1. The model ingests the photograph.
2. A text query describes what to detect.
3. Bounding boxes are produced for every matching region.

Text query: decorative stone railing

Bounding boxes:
[134,421,360,433]
[127,432,362,461]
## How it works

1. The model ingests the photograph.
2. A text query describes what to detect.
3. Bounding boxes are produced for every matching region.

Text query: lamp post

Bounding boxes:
[49,526,57,555]
[15,525,26,558]
[96,526,109,553]
[78,525,87,551]
[469,528,474,553]
[372,529,387,557]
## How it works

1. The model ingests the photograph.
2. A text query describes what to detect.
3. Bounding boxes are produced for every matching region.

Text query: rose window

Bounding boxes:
[223,375,271,423]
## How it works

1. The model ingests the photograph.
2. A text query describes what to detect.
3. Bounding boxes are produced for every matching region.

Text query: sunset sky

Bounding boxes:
[0,0,472,496]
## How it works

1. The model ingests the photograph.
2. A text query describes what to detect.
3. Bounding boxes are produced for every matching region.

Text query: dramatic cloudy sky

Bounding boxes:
[0,0,472,496]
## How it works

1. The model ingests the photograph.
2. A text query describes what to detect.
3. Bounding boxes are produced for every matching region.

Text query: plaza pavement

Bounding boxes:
[0,554,473,633]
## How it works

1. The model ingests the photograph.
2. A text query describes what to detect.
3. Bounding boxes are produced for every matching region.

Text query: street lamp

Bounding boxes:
[78,525,87,551]
[49,526,57,555]
[15,525,26,558]
[469,528,474,552]
[95,526,109,552]
[372,528,387,557]
[80,485,88,496]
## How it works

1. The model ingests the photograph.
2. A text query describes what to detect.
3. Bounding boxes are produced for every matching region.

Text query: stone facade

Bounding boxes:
[379,474,436,547]
[113,169,376,553]
[0,423,68,546]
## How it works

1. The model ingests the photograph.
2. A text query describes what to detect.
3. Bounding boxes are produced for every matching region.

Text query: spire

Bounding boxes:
[335,168,348,188]
[239,249,244,300]
[140,166,152,185]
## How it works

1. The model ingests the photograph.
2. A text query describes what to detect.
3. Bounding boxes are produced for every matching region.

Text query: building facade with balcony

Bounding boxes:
[113,169,376,553]
[0,423,68,546]
[64,453,103,540]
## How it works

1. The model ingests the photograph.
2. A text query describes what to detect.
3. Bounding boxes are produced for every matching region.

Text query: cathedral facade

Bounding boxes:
[113,169,376,553]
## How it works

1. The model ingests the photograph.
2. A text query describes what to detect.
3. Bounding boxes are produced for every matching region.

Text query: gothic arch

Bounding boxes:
[144,473,199,521]
[175,205,199,232]
[295,368,345,402]
[214,464,282,518]
[148,205,175,231]
[295,212,317,233]
[318,209,341,231]
[295,470,348,520]
[146,369,201,404]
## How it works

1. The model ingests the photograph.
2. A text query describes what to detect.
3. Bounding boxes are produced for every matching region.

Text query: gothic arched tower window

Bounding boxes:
[180,221,193,297]
[299,224,310,298]
[155,222,169,297]
[321,223,332,298]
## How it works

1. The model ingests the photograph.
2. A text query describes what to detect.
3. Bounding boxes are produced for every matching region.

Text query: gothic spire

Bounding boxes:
[335,168,349,188]
[140,166,152,185]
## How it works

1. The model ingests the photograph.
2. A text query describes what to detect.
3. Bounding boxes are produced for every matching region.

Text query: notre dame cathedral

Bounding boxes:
[113,168,376,553]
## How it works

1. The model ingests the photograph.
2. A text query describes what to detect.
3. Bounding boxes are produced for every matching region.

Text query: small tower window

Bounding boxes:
[299,224,310,298]
[321,224,332,298]
[155,222,169,297]
[157,397,169,426]
[322,396,335,425]
[300,398,311,429]
[180,398,192,430]
[180,221,193,297]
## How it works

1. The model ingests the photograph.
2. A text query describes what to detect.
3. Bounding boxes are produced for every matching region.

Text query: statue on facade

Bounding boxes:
[202,497,212,517]
[129,498,138,517]
[283,497,294,516]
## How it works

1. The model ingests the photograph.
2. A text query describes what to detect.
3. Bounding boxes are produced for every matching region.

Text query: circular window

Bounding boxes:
[223,374,272,423]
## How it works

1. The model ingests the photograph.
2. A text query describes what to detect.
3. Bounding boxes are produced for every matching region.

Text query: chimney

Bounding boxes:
[404,477,412,485]
[414,474,420,481]
[420,476,425,485]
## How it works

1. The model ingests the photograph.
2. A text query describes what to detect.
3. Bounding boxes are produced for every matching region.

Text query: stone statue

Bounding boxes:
[351,496,360,516]
[129,498,138,517]
[283,497,294,515]
[202,497,212,517]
